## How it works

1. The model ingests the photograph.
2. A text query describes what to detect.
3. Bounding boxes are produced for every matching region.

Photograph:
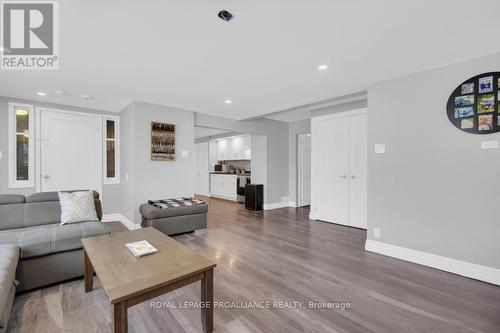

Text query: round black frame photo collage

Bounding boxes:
[446,72,500,134]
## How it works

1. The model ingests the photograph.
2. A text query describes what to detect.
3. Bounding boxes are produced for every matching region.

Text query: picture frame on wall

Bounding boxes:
[151,121,176,161]
[478,76,493,93]
[478,114,493,131]
[446,71,500,134]
[477,94,495,113]
[461,83,474,94]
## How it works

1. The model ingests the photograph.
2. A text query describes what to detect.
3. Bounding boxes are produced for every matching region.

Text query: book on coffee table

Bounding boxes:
[126,240,157,257]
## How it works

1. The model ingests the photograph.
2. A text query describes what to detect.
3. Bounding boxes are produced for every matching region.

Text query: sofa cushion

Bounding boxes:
[0,203,25,231]
[23,191,103,227]
[58,191,99,225]
[0,195,25,205]
[0,244,19,328]
[0,222,110,259]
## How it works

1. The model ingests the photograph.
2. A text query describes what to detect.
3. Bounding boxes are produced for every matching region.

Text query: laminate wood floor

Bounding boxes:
[8,197,500,333]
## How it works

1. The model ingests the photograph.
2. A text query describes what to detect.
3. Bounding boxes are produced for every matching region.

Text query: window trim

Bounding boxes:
[103,115,120,185]
[8,102,35,188]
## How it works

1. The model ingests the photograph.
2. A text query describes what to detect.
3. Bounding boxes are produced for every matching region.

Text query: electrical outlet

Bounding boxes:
[182,150,189,158]
[374,228,381,238]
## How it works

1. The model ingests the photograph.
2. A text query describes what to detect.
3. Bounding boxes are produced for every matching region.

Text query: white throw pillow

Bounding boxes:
[58,191,99,225]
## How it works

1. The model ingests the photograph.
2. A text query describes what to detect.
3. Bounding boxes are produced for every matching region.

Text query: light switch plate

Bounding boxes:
[374,228,381,238]
[0,151,2,159]
[181,150,189,158]
[374,144,385,154]
[481,141,499,149]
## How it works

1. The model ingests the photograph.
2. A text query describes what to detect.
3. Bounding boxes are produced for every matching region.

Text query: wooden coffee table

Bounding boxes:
[82,227,216,333]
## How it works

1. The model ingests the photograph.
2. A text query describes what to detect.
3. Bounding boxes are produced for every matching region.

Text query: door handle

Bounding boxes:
[43,174,50,182]
[341,175,347,179]
[351,175,357,179]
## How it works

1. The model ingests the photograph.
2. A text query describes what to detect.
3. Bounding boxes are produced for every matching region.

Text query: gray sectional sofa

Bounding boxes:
[0,191,111,331]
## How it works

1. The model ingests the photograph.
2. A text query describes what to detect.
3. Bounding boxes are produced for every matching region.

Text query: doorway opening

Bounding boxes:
[297,133,311,207]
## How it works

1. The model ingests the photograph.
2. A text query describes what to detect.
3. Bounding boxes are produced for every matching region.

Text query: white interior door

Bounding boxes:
[195,142,209,196]
[297,133,311,207]
[39,109,102,194]
[349,114,367,229]
[311,117,349,225]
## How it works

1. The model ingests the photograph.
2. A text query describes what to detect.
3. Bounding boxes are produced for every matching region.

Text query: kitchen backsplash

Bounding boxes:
[218,160,251,173]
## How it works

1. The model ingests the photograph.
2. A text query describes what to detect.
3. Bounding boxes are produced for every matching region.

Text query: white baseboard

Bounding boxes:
[365,239,500,286]
[102,214,141,230]
[288,201,297,208]
[263,202,289,210]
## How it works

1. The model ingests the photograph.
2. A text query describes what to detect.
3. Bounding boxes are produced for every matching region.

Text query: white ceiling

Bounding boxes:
[264,92,367,123]
[1,0,500,119]
[194,127,229,139]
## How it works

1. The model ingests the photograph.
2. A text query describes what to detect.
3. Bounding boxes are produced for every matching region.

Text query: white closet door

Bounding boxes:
[40,109,102,194]
[312,117,350,225]
[349,114,367,229]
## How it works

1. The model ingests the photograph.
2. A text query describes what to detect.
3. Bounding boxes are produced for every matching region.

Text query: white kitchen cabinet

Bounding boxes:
[215,135,251,161]
[210,174,237,201]
[216,139,230,161]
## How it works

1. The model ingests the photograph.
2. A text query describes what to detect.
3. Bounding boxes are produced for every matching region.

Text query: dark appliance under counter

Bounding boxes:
[245,184,263,211]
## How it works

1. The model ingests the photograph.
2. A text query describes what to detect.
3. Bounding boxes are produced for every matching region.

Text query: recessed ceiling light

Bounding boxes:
[318,64,328,71]
[54,89,68,96]
[225,100,232,104]
[80,94,92,101]
[37,92,47,96]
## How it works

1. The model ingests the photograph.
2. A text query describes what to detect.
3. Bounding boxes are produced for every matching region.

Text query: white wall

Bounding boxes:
[367,52,500,270]
[120,101,195,223]
[0,96,122,214]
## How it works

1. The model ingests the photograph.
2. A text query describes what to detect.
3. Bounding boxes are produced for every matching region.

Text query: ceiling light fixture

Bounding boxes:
[54,89,68,96]
[37,92,47,96]
[225,100,232,104]
[318,64,328,71]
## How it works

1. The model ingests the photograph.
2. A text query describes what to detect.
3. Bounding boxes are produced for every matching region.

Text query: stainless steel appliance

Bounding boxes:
[237,174,251,203]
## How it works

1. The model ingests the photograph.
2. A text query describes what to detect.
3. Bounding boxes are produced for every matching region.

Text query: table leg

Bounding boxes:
[112,302,127,333]
[84,249,94,292]
[201,269,214,333]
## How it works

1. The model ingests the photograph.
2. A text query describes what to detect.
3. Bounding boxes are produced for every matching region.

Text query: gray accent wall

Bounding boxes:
[0,96,121,214]
[120,101,195,223]
[367,52,500,269]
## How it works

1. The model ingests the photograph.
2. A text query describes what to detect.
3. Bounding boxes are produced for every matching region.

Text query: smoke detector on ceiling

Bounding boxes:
[218,10,233,22]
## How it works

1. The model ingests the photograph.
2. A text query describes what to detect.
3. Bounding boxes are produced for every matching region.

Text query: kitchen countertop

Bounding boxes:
[210,172,251,175]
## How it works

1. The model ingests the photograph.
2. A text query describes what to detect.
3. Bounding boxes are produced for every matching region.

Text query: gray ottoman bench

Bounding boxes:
[139,198,208,236]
